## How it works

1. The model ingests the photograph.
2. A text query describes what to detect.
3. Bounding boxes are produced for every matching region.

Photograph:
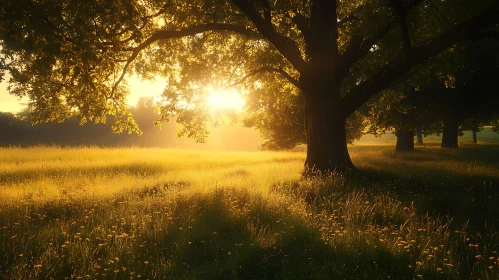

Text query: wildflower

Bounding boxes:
[436,268,443,272]
[475,255,482,260]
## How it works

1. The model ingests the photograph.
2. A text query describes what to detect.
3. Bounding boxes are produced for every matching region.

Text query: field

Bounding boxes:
[1,144,499,279]
[357,127,499,145]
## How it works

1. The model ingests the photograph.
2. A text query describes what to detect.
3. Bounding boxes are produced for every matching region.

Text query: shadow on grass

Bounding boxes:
[5,188,425,280]
[126,189,416,280]
[414,144,499,166]
[352,147,499,232]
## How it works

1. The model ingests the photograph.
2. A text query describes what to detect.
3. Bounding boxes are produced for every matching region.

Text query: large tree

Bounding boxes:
[1,0,498,173]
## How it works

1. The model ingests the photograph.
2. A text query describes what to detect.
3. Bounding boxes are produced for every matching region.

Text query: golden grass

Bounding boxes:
[0,146,498,279]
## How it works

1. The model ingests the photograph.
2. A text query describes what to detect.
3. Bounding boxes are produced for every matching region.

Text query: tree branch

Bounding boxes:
[471,31,499,41]
[338,5,365,26]
[339,21,396,78]
[341,0,424,73]
[230,0,307,73]
[261,0,272,24]
[291,12,310,39]
[310,0,338,56]
[110,23,259,98]
[228,66,300,89]
[340,9,499,117]
[389,0,412,51]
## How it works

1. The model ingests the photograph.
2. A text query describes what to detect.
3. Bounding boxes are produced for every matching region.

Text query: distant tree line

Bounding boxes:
[0,98,178,147]
[0,97,263,150]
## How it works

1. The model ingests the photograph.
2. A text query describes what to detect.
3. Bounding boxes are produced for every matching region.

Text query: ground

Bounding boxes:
[1,142,499,279]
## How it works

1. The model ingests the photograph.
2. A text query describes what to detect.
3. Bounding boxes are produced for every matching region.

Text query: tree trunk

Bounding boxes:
[441,119,459,148]
[416,132,423,145]
[472,129,477,144]
[396,130,414,151]
[303,95,354,175]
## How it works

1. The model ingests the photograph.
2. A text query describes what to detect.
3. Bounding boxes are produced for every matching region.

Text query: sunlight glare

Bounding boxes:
[205,87,246,112]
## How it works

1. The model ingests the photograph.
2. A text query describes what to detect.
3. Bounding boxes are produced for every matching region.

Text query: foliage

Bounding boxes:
[1,0,498,151]
[364,82,441,138]
[365,39,499,141]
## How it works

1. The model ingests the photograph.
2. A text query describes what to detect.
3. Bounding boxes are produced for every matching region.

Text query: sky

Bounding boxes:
[0,75,167,113]
[0,80,26,113]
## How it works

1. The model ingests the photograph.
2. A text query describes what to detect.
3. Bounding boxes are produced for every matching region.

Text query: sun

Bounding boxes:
[205,87,246,112]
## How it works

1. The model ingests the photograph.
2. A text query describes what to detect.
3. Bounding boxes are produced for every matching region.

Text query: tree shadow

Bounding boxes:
[415,144,499,166]
[105,188,418,280]
[352,152,499,232]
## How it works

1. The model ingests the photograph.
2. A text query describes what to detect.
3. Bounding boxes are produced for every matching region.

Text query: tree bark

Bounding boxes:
[303,94,354,175]
[472,129,477,144]
[416,132,423,145]
[396,130,415,151]
[441,119,459,148]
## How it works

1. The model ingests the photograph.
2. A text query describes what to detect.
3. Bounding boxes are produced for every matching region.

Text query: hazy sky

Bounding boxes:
[0,76,167,113]
[0,79,26,112]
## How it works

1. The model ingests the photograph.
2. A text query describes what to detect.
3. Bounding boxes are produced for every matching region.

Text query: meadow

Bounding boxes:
[1,143,499,279]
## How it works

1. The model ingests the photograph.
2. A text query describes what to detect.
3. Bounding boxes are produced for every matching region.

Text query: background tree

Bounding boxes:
[366,39,499,149]
[1,0,498,173]
[365,83,442,151]
[431,40,499,148]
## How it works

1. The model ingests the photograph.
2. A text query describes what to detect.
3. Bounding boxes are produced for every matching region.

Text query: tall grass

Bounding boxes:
[0,145,498,279]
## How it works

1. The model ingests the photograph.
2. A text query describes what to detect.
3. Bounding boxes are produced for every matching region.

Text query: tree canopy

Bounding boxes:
[1,0,498,172]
